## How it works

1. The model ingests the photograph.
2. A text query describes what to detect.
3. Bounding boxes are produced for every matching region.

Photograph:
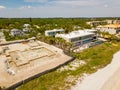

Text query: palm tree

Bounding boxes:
[69,42,75,52]
[55,37,61,47]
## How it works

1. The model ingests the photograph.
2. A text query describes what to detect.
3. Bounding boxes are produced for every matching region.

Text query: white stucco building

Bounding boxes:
[10,29,24,36]
[97,24,120,34]
[45,29,64,36]
[23,24,31,28]
[23,28,31,33]
[84,29,98,34]
[105,20,120,24]
[56,30,97,47]
[86,21,106,27]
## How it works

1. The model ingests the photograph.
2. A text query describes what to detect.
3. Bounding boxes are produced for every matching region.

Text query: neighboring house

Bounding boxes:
[10,29,24,36]
[23,28,30,33]
[105,20,114,24]
[73,26,81,30]
[23,24,31,28]
[56,30,96,47]
[45,29,64,36]
[86,21,106,27]
[105,20,120,24]
[84,29,98,34]
[113,20,120,24]
[97,24,120,34]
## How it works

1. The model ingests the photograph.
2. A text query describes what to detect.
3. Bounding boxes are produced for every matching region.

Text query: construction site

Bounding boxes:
[0,40,72,89]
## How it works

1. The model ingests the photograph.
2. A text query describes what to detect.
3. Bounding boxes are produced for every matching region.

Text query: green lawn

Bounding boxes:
[18,42,120,90]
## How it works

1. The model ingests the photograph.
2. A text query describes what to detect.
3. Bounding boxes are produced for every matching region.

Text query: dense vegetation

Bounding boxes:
[0,18,92,41]
[1,18,120,90]
[0,17,119,29]
[18,42,120,90]
[0,18,92,30]
[1,17,120,41]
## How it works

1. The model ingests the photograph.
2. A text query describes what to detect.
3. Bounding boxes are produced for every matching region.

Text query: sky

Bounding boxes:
[0,0,120,18]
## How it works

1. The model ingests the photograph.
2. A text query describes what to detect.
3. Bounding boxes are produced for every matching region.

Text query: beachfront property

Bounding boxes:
[97,24,120,34]
[10,29,24,36]
[86,21,107,27]
[56,30,97,47]
[87,20,120,27]
[113,20,120,24]
[84,29,98,34]
[45,29,64,36]
[105,19,120,24]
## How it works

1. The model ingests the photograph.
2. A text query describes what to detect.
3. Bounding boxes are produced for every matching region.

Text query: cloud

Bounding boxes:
[24,0,105,7]
[104,4,108,8]
[52,0,99,7]
[1,0,120,17]
[0,5,6,9]
[19,5,33,9]
[24,0,48,3]
[24,0,98,6]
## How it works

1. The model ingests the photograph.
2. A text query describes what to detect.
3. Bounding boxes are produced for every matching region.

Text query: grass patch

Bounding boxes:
[18,42,120,90]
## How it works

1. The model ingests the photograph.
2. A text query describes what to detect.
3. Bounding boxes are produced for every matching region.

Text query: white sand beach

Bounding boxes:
[72,51,120,90]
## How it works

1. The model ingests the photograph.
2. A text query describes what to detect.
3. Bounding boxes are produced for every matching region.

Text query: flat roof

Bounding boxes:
[84,29,97,32]
[58,30,94,39]
[98,24,120,28]
[45,29,64,33]
[87,21,106,23]
[105,24,120,28]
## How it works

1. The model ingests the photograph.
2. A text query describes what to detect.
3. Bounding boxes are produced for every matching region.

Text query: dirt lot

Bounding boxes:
[0,41,72,88]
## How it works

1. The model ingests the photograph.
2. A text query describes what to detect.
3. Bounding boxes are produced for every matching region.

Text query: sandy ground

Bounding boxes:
[101,66,120,90]
[72,51,120,90]
[0,41,72,88]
